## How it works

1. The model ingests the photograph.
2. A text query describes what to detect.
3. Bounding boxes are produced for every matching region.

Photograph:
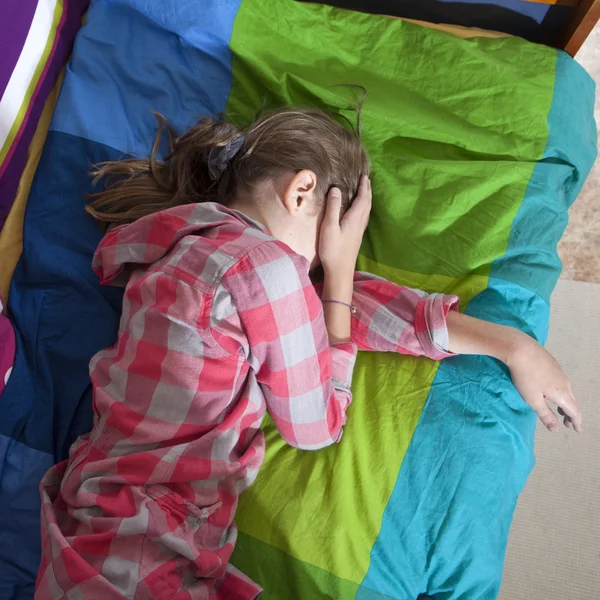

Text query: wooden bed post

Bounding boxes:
[557,0,600,56]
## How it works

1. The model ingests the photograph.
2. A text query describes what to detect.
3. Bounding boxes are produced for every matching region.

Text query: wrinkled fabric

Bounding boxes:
[0,295,14,395]
[36,203,458,600]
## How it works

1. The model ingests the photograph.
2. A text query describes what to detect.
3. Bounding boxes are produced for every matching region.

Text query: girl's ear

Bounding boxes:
[282,169,317,216]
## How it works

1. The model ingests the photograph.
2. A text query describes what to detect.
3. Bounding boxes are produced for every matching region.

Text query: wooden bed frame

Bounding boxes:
[313,0,600,56]
[556,0,600,55]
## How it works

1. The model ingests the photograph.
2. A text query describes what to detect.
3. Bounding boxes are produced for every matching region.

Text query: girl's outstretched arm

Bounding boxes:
[345,274,581,434]
[446,310,582,433]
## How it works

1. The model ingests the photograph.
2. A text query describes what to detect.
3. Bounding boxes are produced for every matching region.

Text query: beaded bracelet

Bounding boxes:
[322,299,357,314]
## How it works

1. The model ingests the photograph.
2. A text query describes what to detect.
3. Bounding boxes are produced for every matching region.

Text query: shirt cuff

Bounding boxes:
[414,293,460,359]
[330,341,358,392]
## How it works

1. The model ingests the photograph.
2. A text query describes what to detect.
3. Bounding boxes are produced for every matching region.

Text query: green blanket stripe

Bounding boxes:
[225,0,555,279]
[234,532,396,599]
[226,0,557,592]
[235,353,440,584]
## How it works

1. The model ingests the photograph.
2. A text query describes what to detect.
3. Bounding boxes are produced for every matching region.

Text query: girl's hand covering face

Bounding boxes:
[319,175,371,275]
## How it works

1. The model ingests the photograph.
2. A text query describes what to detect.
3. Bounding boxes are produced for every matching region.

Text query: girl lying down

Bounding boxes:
[35,107,581,600]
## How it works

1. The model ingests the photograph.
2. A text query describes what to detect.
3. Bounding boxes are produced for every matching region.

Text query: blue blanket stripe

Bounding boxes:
[0,435,54,600]
[52,0,242,153]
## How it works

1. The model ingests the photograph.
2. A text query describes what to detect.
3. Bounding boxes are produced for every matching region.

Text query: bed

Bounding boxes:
[315,0,600,55]
[0,0,597,599]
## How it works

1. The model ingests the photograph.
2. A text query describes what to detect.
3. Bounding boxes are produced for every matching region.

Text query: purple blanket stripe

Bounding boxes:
[0,0,90,230]
[0,0,38,94]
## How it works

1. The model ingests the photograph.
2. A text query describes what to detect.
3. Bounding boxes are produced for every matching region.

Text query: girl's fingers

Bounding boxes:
[350,176,371,210]
[358,175,372,212]
[343,176,372,227]
[325,187,343,225]
[558,407,573,428]
[548,390,582,433]
[536,401,560,432]
[356,174,370,198]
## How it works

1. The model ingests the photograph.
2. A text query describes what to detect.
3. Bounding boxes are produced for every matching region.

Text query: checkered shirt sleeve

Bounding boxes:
[217,241,357,450]
[350,272,460,359]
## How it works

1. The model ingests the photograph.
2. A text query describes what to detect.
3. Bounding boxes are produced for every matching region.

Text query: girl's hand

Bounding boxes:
[507,337,582,433]
[319,175,371,276]
[446,311,582,433]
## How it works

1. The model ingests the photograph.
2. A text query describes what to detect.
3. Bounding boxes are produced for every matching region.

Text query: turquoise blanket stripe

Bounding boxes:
[358,286,543,599]
[490,51,597,303]
[359,51,596,599]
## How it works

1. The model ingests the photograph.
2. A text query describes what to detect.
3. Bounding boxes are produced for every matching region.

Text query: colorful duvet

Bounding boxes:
[0,0,596,598]
[0,0,88,230]
[0,0,89,402]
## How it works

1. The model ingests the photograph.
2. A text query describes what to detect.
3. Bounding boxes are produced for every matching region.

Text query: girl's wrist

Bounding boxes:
[504,330,538,368]
[323,264,354,282]
[322,268,354,304]
[446,311,527,363]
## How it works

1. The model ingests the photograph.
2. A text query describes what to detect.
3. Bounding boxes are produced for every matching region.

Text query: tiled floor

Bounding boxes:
[559,26,600,282]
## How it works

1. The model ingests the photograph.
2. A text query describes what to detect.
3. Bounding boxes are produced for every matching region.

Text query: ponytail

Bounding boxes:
[86,112,242,227]
[87,106,369,229]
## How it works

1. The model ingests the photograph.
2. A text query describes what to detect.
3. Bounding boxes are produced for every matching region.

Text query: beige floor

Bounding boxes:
[499,280,600,600]
[500,27,600,600]
[558,25,600,283]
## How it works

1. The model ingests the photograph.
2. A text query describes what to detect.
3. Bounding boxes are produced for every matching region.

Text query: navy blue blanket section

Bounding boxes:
[1,132,124,600]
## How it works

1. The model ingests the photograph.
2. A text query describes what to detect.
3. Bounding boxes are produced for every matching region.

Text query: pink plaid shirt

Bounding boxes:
[36,203,459,600]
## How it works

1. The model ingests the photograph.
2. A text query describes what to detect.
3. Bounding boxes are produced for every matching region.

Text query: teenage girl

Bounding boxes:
[35,108,582,600]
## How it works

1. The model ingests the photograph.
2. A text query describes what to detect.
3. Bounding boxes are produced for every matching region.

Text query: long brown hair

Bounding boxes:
[86,107,370,227]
